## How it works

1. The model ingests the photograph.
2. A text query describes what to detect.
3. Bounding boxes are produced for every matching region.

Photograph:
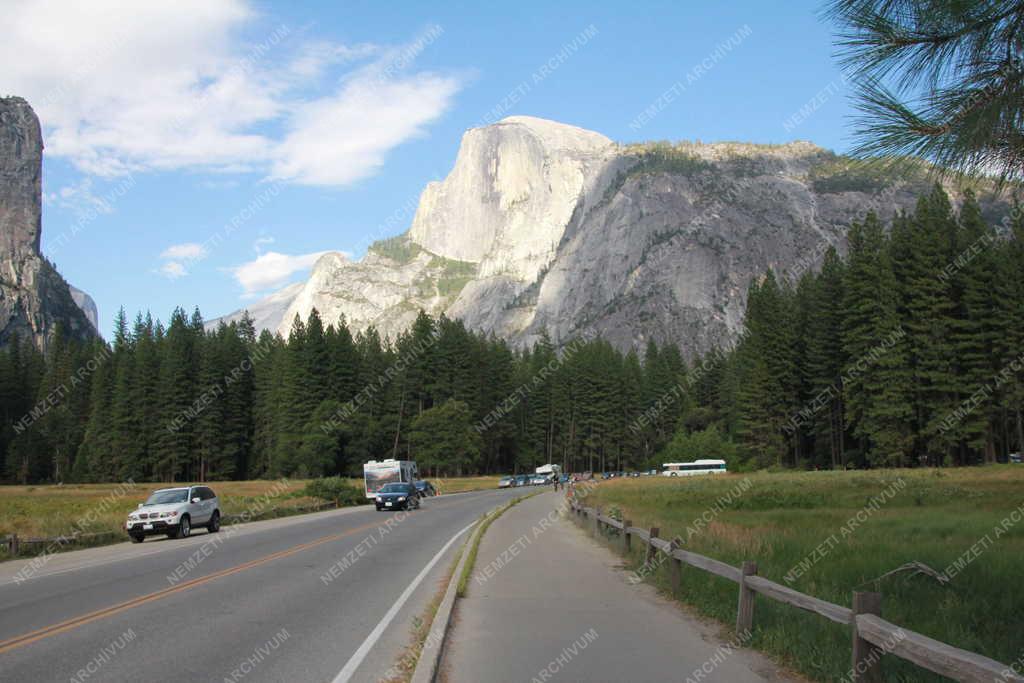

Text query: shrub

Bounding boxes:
[303,477,364,507]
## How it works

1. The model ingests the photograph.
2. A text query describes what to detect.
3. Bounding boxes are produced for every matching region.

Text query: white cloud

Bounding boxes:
[270,73,460,186]
[253,236,275,252]
[159,261,188,280]
[161,243,209,261]
[0,1,461,187]
[43,178,113,217]
[230,250,339,296]
[156,242,210,279]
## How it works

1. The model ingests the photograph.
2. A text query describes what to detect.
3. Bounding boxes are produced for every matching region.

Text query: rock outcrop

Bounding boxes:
[206,281,304,334]
[68,285,99,332]
[226,116,1009,356]
[0,97,98,348]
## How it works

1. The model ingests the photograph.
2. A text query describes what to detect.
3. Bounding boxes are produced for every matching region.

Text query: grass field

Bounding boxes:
[0,475,501,547]
[581,467,1024,683]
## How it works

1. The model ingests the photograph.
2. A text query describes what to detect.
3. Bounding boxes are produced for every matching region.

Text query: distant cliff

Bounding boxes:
[0,96,98,349]
[224,116,1010,356]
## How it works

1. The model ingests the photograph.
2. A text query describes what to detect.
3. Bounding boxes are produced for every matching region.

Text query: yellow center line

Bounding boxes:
[0,518,386,655]
[0,490,499,656]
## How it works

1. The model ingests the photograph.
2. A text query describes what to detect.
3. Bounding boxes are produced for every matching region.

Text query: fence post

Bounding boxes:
[668,538,682,594]
[735,560,758,634]
[622,519,632,554]
[9,534,18,557]
[593,507,601,536]
[645,527,660,566]
[851,591,883,683]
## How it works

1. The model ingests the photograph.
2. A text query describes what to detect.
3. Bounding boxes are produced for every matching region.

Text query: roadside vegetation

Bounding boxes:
[0,475,501,552]
[583,467,1024,682]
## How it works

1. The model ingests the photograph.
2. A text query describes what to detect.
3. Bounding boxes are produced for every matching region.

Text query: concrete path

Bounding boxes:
[443,491,800,683]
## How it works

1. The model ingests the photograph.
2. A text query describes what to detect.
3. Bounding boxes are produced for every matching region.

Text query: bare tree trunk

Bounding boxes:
[392,384,406,459]
[1011,409,1019,456]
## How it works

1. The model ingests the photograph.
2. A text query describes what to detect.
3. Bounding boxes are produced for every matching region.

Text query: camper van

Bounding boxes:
[535,463,562,483]
[363,459,419,498]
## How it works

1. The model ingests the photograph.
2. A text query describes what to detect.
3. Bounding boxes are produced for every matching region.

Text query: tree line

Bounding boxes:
[1,185,1021,484]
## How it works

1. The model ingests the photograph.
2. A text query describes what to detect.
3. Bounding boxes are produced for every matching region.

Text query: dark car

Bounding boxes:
[374,482,421,511]
[414,480,437,497]
[514,474,530,487]
[1011,453,1023,464]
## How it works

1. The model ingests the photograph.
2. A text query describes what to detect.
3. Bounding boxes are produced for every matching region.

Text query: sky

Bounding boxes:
[1,0,856,338]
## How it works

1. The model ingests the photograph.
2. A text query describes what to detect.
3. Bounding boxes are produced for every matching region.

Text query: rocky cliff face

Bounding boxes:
[0,97,97,349]
[68,285,99,332]
[230,116,1006,356]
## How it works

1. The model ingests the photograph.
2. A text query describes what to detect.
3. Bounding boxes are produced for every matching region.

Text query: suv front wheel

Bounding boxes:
[170,515,191,539]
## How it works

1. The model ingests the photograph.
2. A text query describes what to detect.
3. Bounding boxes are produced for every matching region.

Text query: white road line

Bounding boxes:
[331,520,476,683]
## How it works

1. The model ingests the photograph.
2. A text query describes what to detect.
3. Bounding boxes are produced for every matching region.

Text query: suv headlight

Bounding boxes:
[376,496,383,502]
[398,496,406,502]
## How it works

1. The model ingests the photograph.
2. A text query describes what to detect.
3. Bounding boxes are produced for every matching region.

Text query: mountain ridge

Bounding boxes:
[220,116,1009,356]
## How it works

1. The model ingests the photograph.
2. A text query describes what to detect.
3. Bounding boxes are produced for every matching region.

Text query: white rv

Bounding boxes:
[363,459,419,498]
[535,463,562,482]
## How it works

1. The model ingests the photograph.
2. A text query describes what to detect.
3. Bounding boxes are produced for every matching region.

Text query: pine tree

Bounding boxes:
[843,213,913,466]
[951,192,1000,462]
[154,308,199,481]
[805,248,847,467]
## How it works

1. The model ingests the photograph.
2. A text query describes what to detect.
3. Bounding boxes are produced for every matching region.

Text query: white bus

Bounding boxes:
[661,459,727,477]
[363,459,419,498]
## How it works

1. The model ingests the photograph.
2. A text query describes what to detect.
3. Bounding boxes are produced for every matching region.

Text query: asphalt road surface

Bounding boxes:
[0,487,520,683]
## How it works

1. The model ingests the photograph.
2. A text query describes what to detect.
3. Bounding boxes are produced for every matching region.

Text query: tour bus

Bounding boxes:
[363,459,419,498]
[661,459,727,477]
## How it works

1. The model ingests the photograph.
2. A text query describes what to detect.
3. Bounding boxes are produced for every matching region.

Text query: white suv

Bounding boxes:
[126,486,221,543]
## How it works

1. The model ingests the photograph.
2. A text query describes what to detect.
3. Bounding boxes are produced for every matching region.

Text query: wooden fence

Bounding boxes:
[570,499,1023,683]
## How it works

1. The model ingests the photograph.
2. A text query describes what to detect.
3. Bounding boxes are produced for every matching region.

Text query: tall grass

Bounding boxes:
[0,475,502,547]
[582,467,1024,682]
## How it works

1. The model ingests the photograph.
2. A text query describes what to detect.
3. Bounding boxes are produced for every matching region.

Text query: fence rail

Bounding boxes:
[570,499,1024,683]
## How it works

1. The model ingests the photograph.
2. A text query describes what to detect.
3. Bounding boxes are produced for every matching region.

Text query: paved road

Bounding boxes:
[0,487,520,683]
[444,491,799,683]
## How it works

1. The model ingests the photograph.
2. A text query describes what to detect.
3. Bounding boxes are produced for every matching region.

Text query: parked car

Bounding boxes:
[414,480,437,497]
[126,486,220,542]
[498,476,514,488]
[514,474,530,487]
[1010,452,1022,464]
[529,475,547,485]
[559,474,570,484]
[375,482,421,511]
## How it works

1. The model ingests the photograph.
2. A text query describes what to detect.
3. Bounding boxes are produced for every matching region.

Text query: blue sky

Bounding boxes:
[2,0,854,338]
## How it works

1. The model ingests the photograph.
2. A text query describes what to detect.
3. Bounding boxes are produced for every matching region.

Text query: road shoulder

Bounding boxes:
[442,490,801,683]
